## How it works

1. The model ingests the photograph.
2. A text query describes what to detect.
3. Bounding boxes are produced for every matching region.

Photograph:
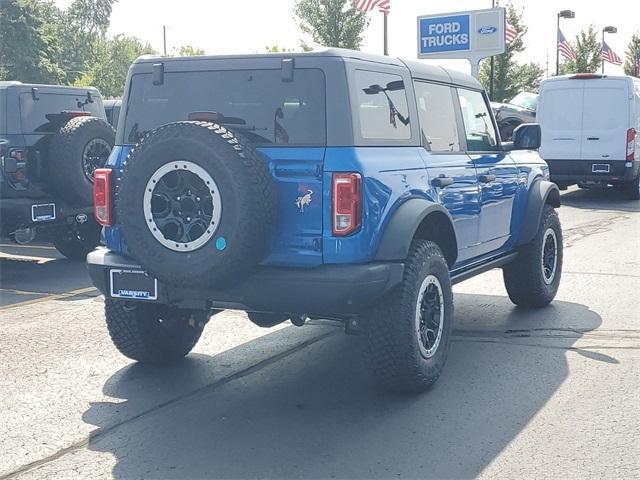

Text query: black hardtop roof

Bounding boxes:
[133,48,482,90]
[0,81,101,95]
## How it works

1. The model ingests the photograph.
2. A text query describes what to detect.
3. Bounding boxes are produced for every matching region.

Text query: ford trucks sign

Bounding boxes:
[419,14,470,53]
[417,7,506,69]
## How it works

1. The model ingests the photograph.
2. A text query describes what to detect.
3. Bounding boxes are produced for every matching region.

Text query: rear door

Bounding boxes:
[581,79,630,162]
[120,63,327,267]
[414,80,481,264]
[539,80,584,161]
[457,87,519,255]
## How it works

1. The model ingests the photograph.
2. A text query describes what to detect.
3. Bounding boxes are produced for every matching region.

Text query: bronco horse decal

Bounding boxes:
[295,190,313,212]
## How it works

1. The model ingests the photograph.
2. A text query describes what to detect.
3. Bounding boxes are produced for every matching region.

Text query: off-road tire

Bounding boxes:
[115,122,276,288]
[503,205,562,308]
[52,221,101,261]
[105,299,208,363]
[364,240,454,393]
[48,116,115,205]
[624,175,640,200]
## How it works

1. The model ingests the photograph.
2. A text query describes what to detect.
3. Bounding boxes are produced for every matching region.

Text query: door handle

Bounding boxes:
[479,174,496,183]
[587,137,600,140]
[432,175,454,188]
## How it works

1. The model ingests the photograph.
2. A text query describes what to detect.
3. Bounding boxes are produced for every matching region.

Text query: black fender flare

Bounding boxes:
[375,198,457,265]
[516,179,561,246]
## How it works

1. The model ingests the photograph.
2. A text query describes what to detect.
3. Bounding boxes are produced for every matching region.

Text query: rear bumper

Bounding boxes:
[547,159,640,184]
[87,248,405,316]
[0,196,93,234]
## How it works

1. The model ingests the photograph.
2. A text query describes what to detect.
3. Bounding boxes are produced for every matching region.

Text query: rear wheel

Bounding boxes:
[623,175,640,200]
[503,205,562,308]
[364,240,453,393]
[105,299,208,363]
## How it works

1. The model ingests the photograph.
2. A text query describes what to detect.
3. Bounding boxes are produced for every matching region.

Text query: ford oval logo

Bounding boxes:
[478,26,497,35]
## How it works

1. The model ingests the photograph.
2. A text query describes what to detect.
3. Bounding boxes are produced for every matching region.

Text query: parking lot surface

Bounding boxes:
[1,187,639,479]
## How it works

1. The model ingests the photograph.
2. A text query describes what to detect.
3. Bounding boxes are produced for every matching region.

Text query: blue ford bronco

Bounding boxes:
[88,49,562,392]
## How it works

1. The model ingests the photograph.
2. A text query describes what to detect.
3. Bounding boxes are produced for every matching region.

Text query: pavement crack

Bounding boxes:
[562,214,629,247]
[0,329,338,480]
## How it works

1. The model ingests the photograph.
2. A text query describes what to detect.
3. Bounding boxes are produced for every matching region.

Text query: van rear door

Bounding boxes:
[581,79,629,162]
[539,80,584,161]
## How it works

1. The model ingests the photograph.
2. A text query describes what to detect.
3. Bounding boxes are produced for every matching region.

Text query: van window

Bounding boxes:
[457,88,498,151]
[19,93,103,133]
[123,69,326,146]
[413,81,459,152]
[355,70,410,141]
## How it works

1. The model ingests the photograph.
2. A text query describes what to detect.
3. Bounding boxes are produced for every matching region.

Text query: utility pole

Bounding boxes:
[489,0,495,100]
[163,25,167,56]
[383,12,388,55]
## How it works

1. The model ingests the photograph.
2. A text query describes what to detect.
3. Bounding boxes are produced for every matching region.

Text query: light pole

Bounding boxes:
[602,26,617,73]
[556,10,575,76]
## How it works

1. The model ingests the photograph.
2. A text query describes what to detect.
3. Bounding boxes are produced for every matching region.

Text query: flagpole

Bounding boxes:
[383,11,388,55]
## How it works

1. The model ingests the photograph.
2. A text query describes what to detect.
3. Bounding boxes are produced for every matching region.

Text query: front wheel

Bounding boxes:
[105,299,209,363]
[503,205,563,308]
[364,240,454,393]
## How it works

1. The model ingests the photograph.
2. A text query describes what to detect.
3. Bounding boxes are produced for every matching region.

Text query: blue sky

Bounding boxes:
[53,0,638,76]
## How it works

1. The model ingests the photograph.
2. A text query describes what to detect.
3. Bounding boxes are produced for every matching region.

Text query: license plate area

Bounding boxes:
[110,269,158,300]
[31,203,56,222]
[592,163,610,174]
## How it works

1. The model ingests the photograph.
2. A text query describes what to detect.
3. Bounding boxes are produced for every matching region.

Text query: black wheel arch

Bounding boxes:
[374,198,458,268]
[516,178,561,247]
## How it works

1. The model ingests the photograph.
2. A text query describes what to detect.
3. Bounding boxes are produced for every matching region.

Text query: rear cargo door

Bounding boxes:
[581,79,629,162]
[539,81,584,161]
[258,147,325,267]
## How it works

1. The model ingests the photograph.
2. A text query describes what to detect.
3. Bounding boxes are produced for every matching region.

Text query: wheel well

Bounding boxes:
[413,212,457,268]
[545,187,561,208]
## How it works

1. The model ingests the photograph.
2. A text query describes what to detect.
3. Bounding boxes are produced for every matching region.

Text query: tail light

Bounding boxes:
[2,148,29,187]
[627,128,636,161]
[332,173,362,236]
[93,168,112,226]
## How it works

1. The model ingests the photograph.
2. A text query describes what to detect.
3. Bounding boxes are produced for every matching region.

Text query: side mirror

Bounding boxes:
[511,123,541,150]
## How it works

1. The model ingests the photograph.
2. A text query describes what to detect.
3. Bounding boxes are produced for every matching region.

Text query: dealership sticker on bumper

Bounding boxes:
[110,269,158,300]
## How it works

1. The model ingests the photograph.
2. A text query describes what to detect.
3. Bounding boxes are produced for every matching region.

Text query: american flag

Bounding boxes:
[505,22,518,44]
[602,41,622,66]
[354,0,390,13]
[558,30,576,60]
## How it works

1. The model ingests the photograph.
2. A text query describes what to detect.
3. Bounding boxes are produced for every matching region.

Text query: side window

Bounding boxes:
[457,88,499,151]
[355,70,411,141]
[413,81,460,152]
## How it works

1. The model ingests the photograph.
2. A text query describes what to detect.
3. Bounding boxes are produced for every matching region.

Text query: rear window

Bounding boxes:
[19,92,103,133]
[122,69,326,146]
[354,70,411,141]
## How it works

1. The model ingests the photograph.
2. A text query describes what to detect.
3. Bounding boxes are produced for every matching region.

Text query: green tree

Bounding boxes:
[294,0,369,49]
[623,33,640,77]
[265,45,294,53]
[74,35,156,97]
[0,0,64,83]
[57,0,117,84]
[175,45,205,56]
[479,4,543,101]
[560,25,601,74]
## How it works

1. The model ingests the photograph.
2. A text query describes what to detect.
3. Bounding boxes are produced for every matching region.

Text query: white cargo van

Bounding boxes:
[538,74,640,199]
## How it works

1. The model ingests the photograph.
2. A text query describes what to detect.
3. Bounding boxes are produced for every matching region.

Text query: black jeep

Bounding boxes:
[0,82,115,259]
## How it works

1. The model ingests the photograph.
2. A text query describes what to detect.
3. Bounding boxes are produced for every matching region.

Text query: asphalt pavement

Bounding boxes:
[0,186,638,479]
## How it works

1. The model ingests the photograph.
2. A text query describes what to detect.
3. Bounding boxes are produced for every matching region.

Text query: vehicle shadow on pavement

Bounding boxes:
[83,293,602,479]
[561,187,640,213]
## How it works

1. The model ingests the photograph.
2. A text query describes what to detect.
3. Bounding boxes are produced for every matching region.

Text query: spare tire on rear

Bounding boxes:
[48,116,115,205]
[115,121,276,288]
